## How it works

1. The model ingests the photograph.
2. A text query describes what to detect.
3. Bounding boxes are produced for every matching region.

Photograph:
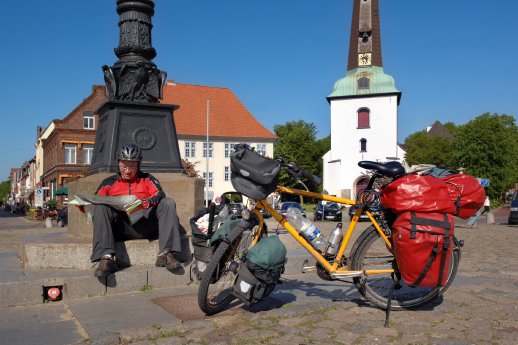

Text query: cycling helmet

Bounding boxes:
[116,144,143,161]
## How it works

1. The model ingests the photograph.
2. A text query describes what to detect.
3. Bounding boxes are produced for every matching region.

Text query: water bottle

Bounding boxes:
[325,223,343,256]
[286,207,327,252]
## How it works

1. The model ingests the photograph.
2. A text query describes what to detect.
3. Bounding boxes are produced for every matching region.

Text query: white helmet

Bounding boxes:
[116,144,143,161]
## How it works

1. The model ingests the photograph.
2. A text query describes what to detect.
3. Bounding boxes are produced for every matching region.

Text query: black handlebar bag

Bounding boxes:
[230,144,281,200]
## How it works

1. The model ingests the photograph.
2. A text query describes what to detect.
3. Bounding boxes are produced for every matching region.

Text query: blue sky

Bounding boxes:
[1,0,517,180]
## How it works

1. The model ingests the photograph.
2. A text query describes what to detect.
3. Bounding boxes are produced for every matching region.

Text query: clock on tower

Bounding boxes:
[358,53,372,66]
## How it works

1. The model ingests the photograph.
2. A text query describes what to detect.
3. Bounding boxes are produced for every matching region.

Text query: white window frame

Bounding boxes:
[83,112,95,130]
[224,166,230,182]
[203,142,213,158]
[224,143,236,158]
[255,143,267,156]
[64,144,77,164]
[185,141,196,158]
[203,172,214,187]
[83,144,94,165]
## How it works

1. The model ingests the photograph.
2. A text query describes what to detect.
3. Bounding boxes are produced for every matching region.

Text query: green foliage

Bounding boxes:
[45,199,57,210]
[139,284,153,292]
[404,130,455,167]
[405,113,518,203]
[0,180,10,202]
[453,113,518,201]
[274,120,328,191]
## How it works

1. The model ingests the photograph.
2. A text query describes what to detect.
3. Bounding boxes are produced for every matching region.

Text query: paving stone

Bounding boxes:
[333,330,360,344]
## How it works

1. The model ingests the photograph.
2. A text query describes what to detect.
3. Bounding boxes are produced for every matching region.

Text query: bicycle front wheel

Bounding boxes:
[349,225,459,310]
[197,226,256,315]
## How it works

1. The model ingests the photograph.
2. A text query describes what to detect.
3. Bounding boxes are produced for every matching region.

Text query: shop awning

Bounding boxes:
[55,187,68,196]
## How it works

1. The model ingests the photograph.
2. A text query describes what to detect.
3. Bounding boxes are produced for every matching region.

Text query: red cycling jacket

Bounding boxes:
[96,172,165,208]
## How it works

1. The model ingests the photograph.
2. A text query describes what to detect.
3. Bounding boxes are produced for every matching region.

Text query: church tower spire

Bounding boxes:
[322,0,405,200]
[328,0,399,101]
[347,0,382,70]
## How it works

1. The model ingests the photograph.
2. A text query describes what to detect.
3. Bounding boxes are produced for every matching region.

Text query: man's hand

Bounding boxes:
[141,198,150,209]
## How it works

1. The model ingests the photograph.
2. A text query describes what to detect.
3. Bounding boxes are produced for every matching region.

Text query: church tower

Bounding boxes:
[323,0,404,200]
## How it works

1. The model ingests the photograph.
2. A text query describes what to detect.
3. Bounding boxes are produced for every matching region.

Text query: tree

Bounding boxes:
[453,113,518,202]
[404,131,455,168]
[273,120,324,190]
[0,179,10,203]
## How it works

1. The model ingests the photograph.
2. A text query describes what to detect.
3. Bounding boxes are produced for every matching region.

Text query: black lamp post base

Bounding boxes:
[88,100,183,175]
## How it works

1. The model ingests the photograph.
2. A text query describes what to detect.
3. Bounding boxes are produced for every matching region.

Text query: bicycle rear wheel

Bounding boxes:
[197,226,256,315]
[349,225,459,310]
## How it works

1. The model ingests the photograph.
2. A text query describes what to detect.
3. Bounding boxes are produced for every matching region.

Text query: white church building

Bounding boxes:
[323,0,406,200]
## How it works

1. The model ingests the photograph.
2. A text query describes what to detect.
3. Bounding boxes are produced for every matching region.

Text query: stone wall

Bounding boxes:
[68,173,204,239]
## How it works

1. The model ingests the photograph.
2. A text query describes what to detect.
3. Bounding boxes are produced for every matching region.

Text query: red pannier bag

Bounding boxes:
[392,211,454,287]
[443,174,485,219]
[381,175,457,214]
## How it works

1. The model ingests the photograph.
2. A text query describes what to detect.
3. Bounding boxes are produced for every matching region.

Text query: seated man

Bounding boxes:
[91,144,183,277]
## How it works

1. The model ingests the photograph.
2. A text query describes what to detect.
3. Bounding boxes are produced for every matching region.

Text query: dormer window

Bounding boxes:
[358,77,370,89]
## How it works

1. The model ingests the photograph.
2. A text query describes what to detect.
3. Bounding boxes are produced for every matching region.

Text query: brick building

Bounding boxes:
[41,85,106,207]
[38,82,276,207]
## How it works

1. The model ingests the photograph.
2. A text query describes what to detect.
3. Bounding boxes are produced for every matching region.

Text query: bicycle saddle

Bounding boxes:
[358,161,406,178]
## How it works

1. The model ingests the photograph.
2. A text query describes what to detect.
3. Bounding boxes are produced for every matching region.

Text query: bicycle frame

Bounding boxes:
[252,186,394,279]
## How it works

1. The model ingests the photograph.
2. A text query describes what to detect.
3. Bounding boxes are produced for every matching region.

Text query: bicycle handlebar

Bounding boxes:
[277,159,322,185]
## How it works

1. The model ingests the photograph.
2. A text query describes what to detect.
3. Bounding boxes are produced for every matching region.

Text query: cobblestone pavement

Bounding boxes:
[115,219,518,345]
[2,210,517,345]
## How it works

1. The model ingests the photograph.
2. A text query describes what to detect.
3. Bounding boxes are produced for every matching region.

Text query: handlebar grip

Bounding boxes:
[302,170,322,185]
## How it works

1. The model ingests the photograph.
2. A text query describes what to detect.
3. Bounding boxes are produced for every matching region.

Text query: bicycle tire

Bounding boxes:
[197,225,256,315]
[349,225,459,310]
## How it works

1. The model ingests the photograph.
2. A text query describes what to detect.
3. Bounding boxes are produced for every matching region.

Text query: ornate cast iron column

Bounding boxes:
[102,0,166,103]
[89,0,182,175]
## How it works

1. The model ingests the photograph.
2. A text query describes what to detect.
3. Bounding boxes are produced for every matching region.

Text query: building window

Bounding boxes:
[358,77,370,89]
[203,172,213,187]
[83,144,94,165]
[224,143,236,158]
[360,138,367,152]
[64,144,77,164]
[83,112,94,130]
[255,143,267,156]
[358,108,370,128]
[224,166,230,182]
[203,142,213,158]
[185,141,196,158]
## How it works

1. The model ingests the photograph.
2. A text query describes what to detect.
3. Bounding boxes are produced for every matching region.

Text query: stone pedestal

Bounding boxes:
[68,173,204,239]
[88,100,183,175]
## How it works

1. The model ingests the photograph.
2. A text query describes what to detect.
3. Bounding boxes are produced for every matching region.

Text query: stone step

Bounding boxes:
[5,231,313,308]
[20,231,191,269]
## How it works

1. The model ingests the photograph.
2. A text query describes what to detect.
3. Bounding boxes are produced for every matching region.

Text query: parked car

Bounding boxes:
[57,207,68,227]
[313,202,342,221]
[348,205,370,221]
[509,191,518,225]
[348,204,382,221]
[279,201,306,218]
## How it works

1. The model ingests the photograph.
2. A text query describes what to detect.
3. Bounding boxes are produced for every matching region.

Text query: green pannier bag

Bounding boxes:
[233,236,287,306]
[209,216,241,246]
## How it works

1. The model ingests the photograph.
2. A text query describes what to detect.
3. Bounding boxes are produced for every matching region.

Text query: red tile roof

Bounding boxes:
[161,82,277,140]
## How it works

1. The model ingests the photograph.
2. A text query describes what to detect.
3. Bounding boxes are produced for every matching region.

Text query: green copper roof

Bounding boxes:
[328,66,400,99]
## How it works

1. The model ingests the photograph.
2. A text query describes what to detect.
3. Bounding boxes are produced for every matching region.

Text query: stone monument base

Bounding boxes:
[67,173,204,239]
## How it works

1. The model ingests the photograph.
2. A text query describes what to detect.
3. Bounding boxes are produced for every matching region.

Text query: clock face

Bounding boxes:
[358,53,372,66]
